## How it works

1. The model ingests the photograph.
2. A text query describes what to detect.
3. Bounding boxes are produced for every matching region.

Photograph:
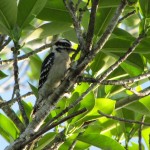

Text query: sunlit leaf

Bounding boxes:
[0,113,19,143]
[35,132,56,150]
[28,82,38,98]
[78,133,125,150]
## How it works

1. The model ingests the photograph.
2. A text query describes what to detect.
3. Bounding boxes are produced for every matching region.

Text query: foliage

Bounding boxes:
[0,0,150,150]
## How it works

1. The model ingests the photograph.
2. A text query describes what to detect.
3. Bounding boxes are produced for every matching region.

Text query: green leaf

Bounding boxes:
[107,53,144,76]
[125,101,150,116]
[68,91,95,125]
[99,0,121,8]
[142,127,150,148]
[17,0,47,28]
[90,52,116,76]
[94,7,116,37]
[0,71,8,79]
[28,82,38,98]
[21,101,33,119]
[139,95,150,112]
[37,0,72,22]
[85,98,115,119]
[0,0,17,35]
[139,0,150,18]
[22,47,42,80]
[62,28,78,43]
[35,132,56,150]
[59,133,90,150]
[102,37,150,54]
[67,83,95,124]
[78,133,125,150]
[113,28,135,40]
[75,98,115,125]
[26,22,72,42]
[0,113,19,143]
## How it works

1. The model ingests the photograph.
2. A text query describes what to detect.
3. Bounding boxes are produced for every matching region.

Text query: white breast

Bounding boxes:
[38,50,70,98]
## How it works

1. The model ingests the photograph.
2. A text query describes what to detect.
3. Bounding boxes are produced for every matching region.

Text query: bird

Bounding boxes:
[32,39,75,116]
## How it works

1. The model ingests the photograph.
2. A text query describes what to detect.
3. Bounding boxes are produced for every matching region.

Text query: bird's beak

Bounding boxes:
[68,48,76,53]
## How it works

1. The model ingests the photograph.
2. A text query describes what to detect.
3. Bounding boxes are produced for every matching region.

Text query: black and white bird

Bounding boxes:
[32,39,75,115]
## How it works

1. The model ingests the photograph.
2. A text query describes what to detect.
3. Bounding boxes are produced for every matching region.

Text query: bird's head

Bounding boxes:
[53,39,75,53]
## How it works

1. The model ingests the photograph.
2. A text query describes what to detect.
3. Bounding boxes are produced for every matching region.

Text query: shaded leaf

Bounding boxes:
[0,71,8,79]
[26,22,72,42]
[94,7,116,37]
[22,47,42,80]
[17,0,47,28]
[37,0,72,22]
[139,0,150,18]
[125,101,150,116]
[99,0,121,8]
[102,37,150,54]
[0,0,17,35]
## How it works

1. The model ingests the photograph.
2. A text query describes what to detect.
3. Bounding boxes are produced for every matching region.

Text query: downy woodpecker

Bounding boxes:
[32,39,74,115]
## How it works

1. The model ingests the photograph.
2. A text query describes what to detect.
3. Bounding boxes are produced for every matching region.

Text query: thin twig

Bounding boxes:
[0,34,6,45]
[123,84,150,96]
[79,71,150,85]
[12,42,29,126]
[69,140,77,150]
[138,116,145,150]
[0,43,53,65]
[75,0,82,11]
[93,0,127,52]
[116,87,150,110]
[0,92,33,108]
[118,10,136,23]
[85,0,99,52]
[98,110,150,126]
[68,132,83,150]
[96,33,145,83]
[43,131,65,150]
[63,0,84,46]
[0,36,11,52]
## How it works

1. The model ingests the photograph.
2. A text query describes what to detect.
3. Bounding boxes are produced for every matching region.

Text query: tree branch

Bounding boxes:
[63,0,84,47]
[0,92,33,108]
[138,116,145,150]
[0,36,11,52]
[79,71,150,85]
[16,108,87,149]
[85,0,99,52]
[92,0,127,53]
[123,84,150,96]
[116,87,150,110]
[98,110,150,126]
[118,10,136,23]
[12,42,29,126]
[0,43,53,65]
